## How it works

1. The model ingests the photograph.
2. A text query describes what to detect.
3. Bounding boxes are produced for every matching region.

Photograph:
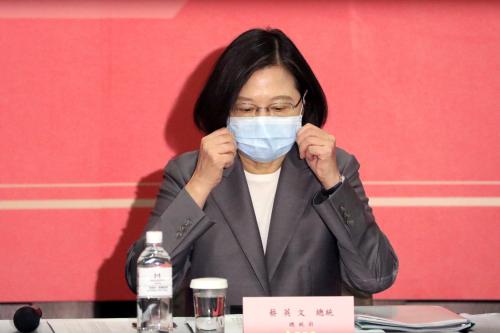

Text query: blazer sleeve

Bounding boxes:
[312,153,399,294]
[125,156,215,294]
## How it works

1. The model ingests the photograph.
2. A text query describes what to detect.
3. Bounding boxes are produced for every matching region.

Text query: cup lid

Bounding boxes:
[190,277,228,289]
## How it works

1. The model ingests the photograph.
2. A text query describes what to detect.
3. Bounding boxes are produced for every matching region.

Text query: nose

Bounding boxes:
[255,107,270,116]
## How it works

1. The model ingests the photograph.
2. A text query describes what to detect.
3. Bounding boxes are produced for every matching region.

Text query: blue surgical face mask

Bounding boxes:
[227,115,303,163]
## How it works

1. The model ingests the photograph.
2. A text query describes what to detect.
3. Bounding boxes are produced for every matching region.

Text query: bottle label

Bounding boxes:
[138,265,172,297]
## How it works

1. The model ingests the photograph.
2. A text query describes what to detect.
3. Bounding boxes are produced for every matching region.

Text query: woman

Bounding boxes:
[126,28,398,313]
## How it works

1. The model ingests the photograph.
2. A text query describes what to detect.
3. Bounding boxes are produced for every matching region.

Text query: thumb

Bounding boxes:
[305,150,316,162]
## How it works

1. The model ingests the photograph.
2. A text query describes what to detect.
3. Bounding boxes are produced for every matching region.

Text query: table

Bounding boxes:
[0,310,498,332]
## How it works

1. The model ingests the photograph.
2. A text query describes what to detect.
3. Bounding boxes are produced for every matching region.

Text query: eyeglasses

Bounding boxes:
[231,90,308,117]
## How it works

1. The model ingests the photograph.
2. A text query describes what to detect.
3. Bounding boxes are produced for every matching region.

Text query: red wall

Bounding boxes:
[1,1,499,302]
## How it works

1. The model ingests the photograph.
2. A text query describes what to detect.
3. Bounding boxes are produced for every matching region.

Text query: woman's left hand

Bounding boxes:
[296,123,341,189]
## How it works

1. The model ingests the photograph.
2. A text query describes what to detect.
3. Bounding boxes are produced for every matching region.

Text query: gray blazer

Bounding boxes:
[126,145,398,311]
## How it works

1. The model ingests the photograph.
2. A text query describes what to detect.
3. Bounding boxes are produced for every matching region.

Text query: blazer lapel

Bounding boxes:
[211,156,270,295]
[265,145,316,281]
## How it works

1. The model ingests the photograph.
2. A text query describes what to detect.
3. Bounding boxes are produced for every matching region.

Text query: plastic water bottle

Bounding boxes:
[137,231,173,332]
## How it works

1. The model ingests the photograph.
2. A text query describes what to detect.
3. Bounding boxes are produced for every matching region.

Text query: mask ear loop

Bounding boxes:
[300,90,308,116]
[296,90,308,130]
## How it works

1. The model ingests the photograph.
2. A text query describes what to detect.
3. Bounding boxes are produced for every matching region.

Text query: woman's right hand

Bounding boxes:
[185,128,237,208]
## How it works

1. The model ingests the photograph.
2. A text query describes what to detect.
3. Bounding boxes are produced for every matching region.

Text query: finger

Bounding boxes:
[297,136,330,159]
[202,128,233,146]
[219,152,236,168]
[307,145,331,160]
[204,132,236,146]
[208,148,235,167]
[208,129,233,140]
[298,130,332,147]
[297,135,328,150]
[305,149,317,162]
[297,123,319,139]
[297,128,322,147]
[299,135,335,159]
[212,142,237,155]
[297,124,332,143]
[297,130,316,158]
[299,123,318,132]
[297,137,312,159]
[210,127,232,137]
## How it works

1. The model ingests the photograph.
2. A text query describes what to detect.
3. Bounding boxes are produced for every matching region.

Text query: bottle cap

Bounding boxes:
[146,231,162,244]
[190,277,228,290]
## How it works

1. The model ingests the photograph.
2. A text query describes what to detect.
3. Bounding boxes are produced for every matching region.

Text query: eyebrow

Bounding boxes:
[236,95,295,102]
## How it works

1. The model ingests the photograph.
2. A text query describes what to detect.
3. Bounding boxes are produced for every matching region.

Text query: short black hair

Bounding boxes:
[194,28,328,134]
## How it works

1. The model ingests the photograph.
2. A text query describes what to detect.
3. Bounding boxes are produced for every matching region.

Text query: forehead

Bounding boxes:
[238,65,299,100]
